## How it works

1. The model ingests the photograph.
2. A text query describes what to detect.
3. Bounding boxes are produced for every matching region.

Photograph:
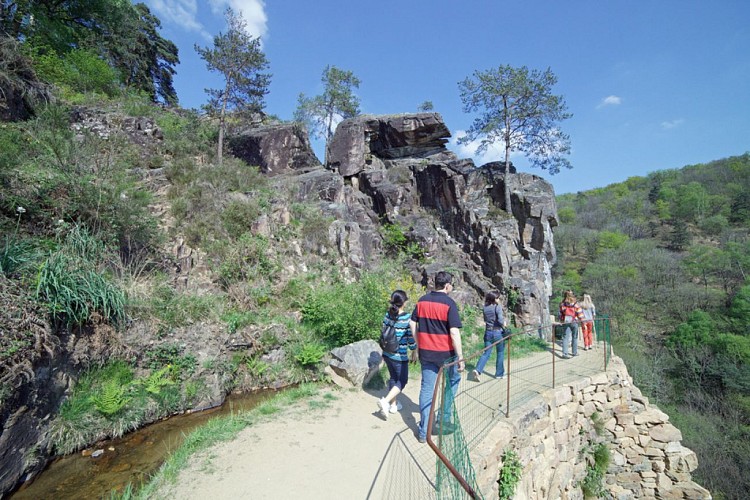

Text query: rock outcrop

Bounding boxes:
[299,112,558,323]
[228,123,321,175]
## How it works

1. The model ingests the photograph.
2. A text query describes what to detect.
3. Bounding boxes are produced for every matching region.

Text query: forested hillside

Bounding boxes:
[554,154,750,499]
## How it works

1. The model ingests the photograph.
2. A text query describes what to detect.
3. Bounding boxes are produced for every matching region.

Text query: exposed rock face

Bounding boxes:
[228,123,321,175]
[301,112,558,323]
[327,113,451,176]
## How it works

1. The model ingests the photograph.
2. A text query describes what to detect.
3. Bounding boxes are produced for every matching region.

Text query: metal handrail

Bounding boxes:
[423,316,613,498]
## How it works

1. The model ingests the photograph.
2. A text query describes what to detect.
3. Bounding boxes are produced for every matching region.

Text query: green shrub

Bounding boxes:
[33,48,121,97]
[294,342,327,366]
[497,450,522,500]
[302,272,391,346]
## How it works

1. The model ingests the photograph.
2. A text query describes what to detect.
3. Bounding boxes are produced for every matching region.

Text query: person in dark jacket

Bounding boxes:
[472,291,507,381]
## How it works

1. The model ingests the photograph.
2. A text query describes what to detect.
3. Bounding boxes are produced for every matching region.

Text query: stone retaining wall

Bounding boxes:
[472,356,712,499]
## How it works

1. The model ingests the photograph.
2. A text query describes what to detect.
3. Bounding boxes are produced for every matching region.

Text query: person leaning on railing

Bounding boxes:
[558,290,585,359]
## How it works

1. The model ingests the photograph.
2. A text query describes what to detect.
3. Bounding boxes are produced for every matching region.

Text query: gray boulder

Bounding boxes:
[228,123,320,175]
[328,340,382,387]
[327,113,451,176]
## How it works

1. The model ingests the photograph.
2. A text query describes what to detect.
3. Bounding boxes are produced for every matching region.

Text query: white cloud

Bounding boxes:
[146,0,268,41]
[449,131,507,167]
[147,1,206,35]
[209,0,268,39]
[661,119,685,129]
[596,95,622,109]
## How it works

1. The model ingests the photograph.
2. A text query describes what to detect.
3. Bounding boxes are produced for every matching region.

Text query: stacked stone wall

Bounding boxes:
[472,357,711,499]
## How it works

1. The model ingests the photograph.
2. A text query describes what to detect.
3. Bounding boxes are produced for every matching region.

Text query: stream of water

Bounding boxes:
[9,390,276,500]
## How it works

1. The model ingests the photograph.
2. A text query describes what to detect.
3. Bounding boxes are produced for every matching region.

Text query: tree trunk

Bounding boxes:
[503,97,512,213]
[218,84,230,168]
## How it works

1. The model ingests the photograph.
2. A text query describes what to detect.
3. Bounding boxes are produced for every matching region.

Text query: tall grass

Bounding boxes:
[36,226,125,327]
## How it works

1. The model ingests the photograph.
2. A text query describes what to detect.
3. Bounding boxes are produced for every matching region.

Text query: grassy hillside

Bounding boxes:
[553,154,750,499]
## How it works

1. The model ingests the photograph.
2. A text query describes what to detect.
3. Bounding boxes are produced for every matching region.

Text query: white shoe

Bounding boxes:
[472,369,481,381]
[378,398,390,419]
[389,401,402,413]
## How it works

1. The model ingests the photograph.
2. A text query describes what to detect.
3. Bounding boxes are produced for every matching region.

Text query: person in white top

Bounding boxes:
[580,294,596,350]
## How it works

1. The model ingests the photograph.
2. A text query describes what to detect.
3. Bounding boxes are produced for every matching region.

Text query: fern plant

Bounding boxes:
[90,380,130,416]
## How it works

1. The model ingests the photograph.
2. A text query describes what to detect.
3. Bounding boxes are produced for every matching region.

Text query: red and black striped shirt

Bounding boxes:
[411,291,462,365]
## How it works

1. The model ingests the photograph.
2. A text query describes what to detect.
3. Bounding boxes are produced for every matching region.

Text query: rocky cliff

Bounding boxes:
[298,112,557,324]
[0,109,559,494]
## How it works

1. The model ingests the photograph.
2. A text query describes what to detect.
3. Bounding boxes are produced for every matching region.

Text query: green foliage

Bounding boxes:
[558,206,576,224]
[497,449,522,500]
[555,154,750,500]
[145,344,198,378]
[458,65,572,180]
[293,342,327,367]
[32,47,121,97]
[381,222,426,261]
[302,268,418,346]
[136,365,175,395]
[580,443,610,499]
[0,37,50,118]
[294,65,361,145]
[595,231,628,254]
[143,282,222,328]
[211,233,277,288]
[417,100,434,112]
[36,226,126,327]
[302,273,386,345]
[508,335,548,358]
[91,380,130,416]
[195,7,270,165]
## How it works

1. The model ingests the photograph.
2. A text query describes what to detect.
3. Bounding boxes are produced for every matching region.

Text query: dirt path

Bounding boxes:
[154,343,609,499]
[156,378,425,500]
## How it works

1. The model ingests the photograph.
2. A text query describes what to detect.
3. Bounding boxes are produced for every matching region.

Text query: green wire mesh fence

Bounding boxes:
[426,317,612,499]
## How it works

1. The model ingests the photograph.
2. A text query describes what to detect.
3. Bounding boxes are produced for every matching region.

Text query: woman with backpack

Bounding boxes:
[580,294,596,350]
[559,290,584,358]
[377,290,416,420]
[472,291,507,381]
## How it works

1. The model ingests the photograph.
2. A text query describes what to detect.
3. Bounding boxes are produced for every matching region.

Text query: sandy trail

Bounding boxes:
[157,377,425,500]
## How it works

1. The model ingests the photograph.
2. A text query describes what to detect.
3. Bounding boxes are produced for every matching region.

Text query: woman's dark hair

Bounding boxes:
[484,290,500,306]
[388,290,408,318]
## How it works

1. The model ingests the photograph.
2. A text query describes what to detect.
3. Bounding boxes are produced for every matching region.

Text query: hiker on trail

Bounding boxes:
[472,291,507,381]
[409,271,464,443]
[580,294,596,351]
[559,290,584,359]
[377,290,416,420]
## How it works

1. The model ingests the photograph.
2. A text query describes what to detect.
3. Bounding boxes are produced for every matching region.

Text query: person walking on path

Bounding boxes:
[378,290,416,419]
[559,290,584,359]
[580,293,596,351]
[472,291,507,381]
[409,271,464,443]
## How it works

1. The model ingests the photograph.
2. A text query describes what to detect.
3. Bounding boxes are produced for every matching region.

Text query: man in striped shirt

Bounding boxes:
[409,271,464,443]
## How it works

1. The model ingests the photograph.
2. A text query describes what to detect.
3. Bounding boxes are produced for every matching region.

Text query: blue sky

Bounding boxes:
[144,0,750,195]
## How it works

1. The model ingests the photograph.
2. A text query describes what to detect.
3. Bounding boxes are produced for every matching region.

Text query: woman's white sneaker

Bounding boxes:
[378,398,390,419]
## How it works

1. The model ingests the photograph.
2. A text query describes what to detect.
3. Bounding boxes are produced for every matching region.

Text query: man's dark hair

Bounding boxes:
[434,271,453,291]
